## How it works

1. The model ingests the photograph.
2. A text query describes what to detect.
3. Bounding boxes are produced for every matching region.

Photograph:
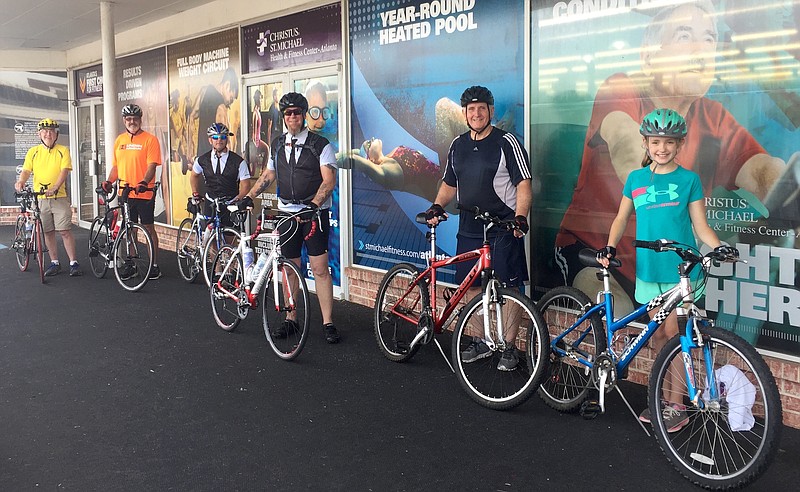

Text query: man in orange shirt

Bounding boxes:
[102,104,163,279]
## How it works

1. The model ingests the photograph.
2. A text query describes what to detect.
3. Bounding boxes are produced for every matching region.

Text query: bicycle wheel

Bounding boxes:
[176,218,201,283]
[113,224,154,292]
[649,324,782,490]
[202,227,240,287]
[210,245,243,331]
[263,259,309,361]
[88,216,110,278]
[536,286,606,412]
[452,288,548,410]
[34,219,45,284]
[13,215,29,271]
[374,263,426,362]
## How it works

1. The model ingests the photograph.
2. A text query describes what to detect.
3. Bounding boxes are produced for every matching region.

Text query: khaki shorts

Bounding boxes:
[39,197,73,232]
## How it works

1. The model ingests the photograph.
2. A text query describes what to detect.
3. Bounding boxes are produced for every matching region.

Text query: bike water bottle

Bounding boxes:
[25,217,33,239]
[242,244,255,284]
[250,251,269,284]
[242,244,255,269]
[111,209,120,238]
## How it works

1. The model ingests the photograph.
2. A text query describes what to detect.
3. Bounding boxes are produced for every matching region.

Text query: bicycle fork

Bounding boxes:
[482,279,505,351]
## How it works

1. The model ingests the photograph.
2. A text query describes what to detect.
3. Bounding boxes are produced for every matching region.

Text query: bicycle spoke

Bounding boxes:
[263,260,309,360]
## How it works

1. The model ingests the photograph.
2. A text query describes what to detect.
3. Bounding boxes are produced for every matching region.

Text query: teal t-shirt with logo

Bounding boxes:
[623,165,704,283]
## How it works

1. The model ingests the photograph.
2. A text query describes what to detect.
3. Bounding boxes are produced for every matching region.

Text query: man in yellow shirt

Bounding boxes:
[102,104,163,279]
[15,118,82,277]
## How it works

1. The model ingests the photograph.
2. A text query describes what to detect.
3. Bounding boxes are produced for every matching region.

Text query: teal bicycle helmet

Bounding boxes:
[640,109,687,138]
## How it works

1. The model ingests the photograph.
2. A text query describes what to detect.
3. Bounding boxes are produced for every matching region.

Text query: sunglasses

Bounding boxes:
[211,135,228,140]
[283,109,303,117]
[308,106,332,121]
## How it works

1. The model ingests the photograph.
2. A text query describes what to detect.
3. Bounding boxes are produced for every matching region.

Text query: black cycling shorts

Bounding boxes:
[128,198,155,225]
[455,232,528,288]
[277,210,331,259]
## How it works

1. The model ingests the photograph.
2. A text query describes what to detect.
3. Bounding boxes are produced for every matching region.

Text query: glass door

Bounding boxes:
[242,65,344,298]
[243,75,286,209]
[76,102,104,224]
[290,69,343,298]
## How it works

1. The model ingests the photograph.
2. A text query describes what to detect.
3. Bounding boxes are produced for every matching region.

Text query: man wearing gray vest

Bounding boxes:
[243,92,340,344]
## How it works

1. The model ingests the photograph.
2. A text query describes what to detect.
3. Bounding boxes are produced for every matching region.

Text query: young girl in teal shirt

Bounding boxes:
[597,109,736,432]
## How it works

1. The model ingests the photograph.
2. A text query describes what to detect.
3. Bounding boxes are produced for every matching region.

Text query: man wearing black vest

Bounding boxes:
[243,92,340,344]
[189,123,251,228]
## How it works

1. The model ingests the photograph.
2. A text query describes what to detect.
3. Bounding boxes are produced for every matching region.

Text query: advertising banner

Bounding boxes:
[114,48,170,222]
[242,3,341,73]
[348,0,526,282]
[529,0,800,355]
[0,71,69,205]
[167,28,242,225]
[75,64,103,99]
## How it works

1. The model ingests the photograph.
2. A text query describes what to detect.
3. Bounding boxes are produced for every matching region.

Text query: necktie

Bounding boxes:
[289,138,297,168]
[215,153,222,175]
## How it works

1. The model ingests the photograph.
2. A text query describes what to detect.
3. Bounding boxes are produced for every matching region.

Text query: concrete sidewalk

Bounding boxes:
[0,225,797,491]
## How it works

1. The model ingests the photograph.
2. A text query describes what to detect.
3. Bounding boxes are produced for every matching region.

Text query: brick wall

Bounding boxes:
[1,205,20,225]
[346,265,800,429]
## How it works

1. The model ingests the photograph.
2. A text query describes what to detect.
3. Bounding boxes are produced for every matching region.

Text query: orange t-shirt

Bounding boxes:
[113,130,161,199]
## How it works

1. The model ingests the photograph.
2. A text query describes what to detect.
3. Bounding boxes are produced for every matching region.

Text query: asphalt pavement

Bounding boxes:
[1,225,798,491]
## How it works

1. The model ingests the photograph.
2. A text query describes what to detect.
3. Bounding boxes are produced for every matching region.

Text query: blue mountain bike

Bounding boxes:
[536,240,781,489]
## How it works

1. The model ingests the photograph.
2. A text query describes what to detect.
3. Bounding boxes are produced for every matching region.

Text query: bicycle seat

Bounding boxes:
[579,248,621,268]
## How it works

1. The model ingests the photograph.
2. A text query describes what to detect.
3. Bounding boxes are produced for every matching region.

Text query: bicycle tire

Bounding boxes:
[649,324,782,490]
[263,259,309,361]
[536,286,606,412]
[177,217,201,283]
[113,224,154,292]
[202,227,240,288]
[452,288,548,410]
[209,245,243,331]
[374,263,427,362]
[88,216,110,278]
[34,219,45,284]
[13,215,29,271]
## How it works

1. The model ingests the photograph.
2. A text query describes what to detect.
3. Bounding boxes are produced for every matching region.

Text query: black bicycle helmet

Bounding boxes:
[37,118,59,131]
[207,123,233,137]
[121,104,143,118]
[640,108,687,138]
[278,92,308,114]
[460,86,494,107]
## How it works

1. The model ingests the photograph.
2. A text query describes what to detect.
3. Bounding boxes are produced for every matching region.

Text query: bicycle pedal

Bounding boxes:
[579,399,602,420]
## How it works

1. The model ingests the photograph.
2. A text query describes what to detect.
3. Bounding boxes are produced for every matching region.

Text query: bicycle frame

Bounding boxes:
[388,214,513,352]
[196,196,230,246]
[214,209,300,314]
[549,259,717,408]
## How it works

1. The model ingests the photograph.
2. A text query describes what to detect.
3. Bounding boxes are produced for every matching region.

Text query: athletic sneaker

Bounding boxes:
[69,262,83,277]
[44,262,61,276]
[119,262,137,280]
[271,319,298,339]
[461,340,491,363]
[639,399,668,423]
[148,265,162,280]
[324,323,340,344]
[497,345,519,371]
[662,404,690,433]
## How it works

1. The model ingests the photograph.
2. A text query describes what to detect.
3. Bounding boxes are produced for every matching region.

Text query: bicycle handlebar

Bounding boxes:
[634,239,742,264]
[95,183,118,204]
[632,239,675,252]
[416,204,521,232]
[458,204,521,232]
